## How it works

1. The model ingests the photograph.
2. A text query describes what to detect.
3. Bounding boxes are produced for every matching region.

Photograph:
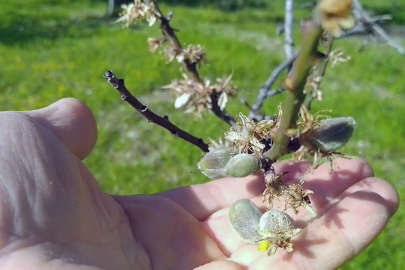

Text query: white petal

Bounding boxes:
[174,93,191,108]
[218,93,228,111]
[148,15,156,27]
[176,53,185,63]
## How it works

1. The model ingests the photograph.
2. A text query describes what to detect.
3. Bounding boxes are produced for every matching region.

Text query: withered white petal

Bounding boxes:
[174,93,192,108]
[217,93,228,111]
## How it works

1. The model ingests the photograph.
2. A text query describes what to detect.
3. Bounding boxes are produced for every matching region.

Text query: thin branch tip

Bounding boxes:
[103,70,210,153]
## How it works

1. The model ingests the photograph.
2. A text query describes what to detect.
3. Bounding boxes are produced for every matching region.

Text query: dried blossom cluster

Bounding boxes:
[224,106,282,156]
[116,0,161,27]
[263,172,316,217]
[204,108,318,215]
[220,109,317,216]
[148,39,208,67]
[162,44,207,65]
[117,1,237,116]
[203,104,355,215]
[164,74,236,115]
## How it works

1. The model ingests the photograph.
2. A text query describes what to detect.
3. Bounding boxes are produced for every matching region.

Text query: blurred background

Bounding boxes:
[0,0,404,268]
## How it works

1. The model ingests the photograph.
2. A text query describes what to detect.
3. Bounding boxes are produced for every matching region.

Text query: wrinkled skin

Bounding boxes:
[0,99,398,270]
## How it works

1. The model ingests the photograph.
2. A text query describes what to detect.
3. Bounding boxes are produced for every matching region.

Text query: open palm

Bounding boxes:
[0,99,397,270]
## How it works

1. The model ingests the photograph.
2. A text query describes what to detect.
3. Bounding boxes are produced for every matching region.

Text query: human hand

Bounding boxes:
[0,99,398,270]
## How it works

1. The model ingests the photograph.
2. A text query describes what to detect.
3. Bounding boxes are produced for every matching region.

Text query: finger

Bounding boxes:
[26,98,97,159]
[194,260,243,270]
[202,175,397,257]
[233,187,398,270]
[158,161,311,221]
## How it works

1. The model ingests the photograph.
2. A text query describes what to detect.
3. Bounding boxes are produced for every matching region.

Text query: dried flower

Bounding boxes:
[224,109,280,156]
[208,138,233,151]
[328,49,351,67]
[141,0,159,26]
[212,74,237,110]
[317,0,356,37]
[262,172,315,216]
[164,74,236,115]
[225,113,265,155]
[163,45,182,62]
[229,199,302,256]
[147,37,165,53]
[178,44,207,65]
[116,0,161,28]
[164,76,211,115]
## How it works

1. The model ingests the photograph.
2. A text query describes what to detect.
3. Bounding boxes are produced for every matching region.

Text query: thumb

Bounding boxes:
[27,98,97,159]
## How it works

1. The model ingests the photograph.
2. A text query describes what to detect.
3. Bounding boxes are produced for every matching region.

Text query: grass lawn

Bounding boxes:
[1,0,404,268]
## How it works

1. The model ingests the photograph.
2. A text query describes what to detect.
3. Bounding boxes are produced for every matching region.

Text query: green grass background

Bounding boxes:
[1,0,404,268]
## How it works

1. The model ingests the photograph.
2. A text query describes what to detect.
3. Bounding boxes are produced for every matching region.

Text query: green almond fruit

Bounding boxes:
[229,199,262,243]
[224,153,260,178]
[306,117,356,152]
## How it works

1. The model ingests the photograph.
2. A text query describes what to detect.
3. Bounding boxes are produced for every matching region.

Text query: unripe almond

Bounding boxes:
[198,147,234,179]
[229,199,262,243]
[305,117,356,152]
[224,153,260,178]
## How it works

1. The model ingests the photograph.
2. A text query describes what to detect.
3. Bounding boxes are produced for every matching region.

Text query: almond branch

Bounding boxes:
[249,53,298,121]
[104,70,210,153]
[159,12,201,83]
[266,21,323,160]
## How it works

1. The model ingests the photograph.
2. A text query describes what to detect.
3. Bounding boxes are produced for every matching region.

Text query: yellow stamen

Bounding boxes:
[258,240,271,252]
